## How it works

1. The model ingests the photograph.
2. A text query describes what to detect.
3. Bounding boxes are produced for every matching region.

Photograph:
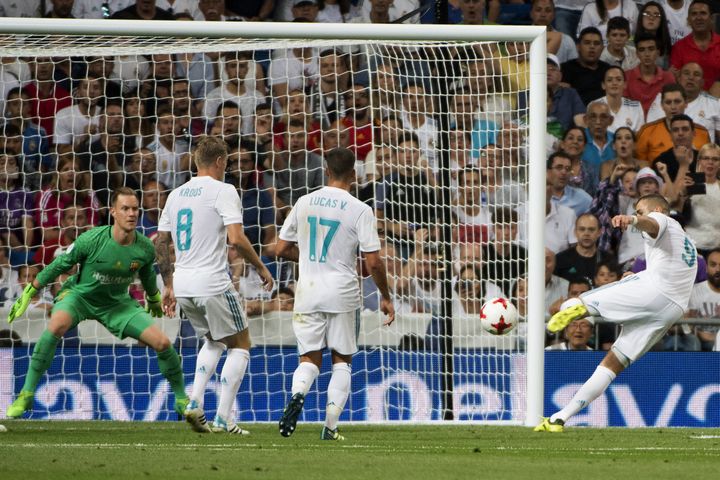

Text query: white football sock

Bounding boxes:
[190,339,225,407]
[551,365,616,424]
[216,348,250,422]
[325,362,352,431]
[291,361,320,396]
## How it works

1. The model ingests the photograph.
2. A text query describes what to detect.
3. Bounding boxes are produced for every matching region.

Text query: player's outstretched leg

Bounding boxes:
[321,361,351,441]
[547,299,589,333]
[279,361,320,437]
[6,330,60,418]
[212,348,251,435]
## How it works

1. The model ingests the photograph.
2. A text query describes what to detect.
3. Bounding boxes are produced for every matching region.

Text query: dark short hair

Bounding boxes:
[325,148,356,178]
[670,113,694,130]
[604,65,626,81]
[661,83,687,101]
[607,16,631,34]
[547,150,572,170]
[689,0,712,11]
[613,126,636,142]
[635,193,670,213]
[634,32,659,48]
[578,26,602,42]
[216,100,240,117]
[111,187,138,206]
[397,130,420,147]
[492,206,518,224]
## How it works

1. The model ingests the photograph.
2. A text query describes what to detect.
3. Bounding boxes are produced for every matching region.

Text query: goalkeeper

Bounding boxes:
[5,187,189,419]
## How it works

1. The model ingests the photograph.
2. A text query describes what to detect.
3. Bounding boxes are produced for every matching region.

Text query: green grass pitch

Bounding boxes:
[0,421,718,480]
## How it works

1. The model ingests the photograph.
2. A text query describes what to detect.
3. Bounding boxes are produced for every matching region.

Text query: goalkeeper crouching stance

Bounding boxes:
[6,187,189,419]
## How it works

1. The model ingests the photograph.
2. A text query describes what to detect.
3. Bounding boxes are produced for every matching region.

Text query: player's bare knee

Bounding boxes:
[153,336,172,352]
[48,313,73,337]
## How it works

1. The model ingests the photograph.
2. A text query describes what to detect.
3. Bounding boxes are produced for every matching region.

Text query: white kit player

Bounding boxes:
[276,148,395,441]
[155,136,273,434]
[535,193,697,432]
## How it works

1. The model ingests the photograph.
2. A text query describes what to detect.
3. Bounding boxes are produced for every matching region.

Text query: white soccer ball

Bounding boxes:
[480,297,518,335]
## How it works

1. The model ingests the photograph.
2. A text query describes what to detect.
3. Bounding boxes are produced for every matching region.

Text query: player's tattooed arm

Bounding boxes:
[155,231,175,287]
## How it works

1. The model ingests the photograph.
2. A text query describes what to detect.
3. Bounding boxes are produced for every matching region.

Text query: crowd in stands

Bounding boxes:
[0,0,719,352]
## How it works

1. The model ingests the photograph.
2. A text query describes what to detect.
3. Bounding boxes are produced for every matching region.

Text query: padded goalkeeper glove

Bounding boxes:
[145,290,163,318]
[8,284,38,324]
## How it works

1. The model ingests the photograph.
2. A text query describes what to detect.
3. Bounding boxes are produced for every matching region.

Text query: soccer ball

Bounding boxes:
[480,297,518,335]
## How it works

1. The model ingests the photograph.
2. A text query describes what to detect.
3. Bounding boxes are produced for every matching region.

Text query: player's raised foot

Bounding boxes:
[211,415,250,435]
[547,304,588,333]
[174,396,190,417]
[6,391,34,419]
[278,393,305,437]
[533,417,565,433]
[320,426,345,441]
[183,400,211,433]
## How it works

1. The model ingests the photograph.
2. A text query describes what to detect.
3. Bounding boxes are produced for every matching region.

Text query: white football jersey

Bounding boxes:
[158,176,243,297]
[688,281,720,319]
[280,186,381,313]
[597,96,645,133]
[642,212,698,310]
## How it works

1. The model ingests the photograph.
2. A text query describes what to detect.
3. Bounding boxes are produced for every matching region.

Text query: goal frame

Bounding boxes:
[0,18,547,427]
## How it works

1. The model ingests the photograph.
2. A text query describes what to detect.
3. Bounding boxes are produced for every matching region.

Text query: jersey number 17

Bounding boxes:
[307,216,339,263]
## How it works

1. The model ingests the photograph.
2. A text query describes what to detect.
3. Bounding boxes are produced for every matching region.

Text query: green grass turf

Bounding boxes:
[0,421,718,480]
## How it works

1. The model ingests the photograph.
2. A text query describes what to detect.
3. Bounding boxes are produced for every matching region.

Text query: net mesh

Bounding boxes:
[0,33,530,423]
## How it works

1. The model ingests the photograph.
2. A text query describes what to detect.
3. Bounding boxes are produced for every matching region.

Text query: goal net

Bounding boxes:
[0,21,546,424]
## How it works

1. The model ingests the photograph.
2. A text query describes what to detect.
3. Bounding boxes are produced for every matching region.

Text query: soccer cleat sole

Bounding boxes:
[533,417,565,433]
[547,304,588,333]
[279,393,305,437]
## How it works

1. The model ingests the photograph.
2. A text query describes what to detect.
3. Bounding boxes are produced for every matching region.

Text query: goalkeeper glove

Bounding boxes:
[8,284,38,324]
[145,290,163,318]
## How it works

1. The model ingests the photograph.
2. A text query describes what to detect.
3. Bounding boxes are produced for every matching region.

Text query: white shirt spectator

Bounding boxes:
[202,85,264,135]
[684,182,720,251]
[600,45,639,70]
[546,274,569,314]
[596,96,645,133]
[401,110,437,172]
[268,48,320,93]
[148,135,190,189]
[646,91,720,142]
[517,201,577,254]
[0,58,31,85]
[556,33,580,64]
[659,0,691,45]
[109,55,150,94]
[0,71,20,121]
[53,104,101,145]
[618,200,644,264]
[358,0,420,24]
[158,0,200,17]
[577,1,638,41]
[0,0,40,17]
[687,280,720,347]
[317,3,345,22]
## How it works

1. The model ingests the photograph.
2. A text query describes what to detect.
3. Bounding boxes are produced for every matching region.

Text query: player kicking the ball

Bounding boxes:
[156,136,273,435]
[535,194,697,432]
[6,188,189,418]
[276,148,395,441]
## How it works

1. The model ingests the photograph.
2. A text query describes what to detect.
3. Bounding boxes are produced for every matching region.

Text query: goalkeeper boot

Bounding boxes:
[211,415,250,435]
[320,426,345,441]
[533,417,565,433]
[278,393,305,437]
[174,396,190,417]
[6,391,34,419]
[184,400,211,433]
[547,304,588,333]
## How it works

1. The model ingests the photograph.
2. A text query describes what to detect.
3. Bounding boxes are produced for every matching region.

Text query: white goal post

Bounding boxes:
[0,18,546,426]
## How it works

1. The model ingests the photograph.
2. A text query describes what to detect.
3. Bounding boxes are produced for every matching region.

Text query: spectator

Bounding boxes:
[551,0,586,38]
[624,34,676,116]
[111,0,175,20]
[122,94,154,152]
[687,248,720,351]
[210,101,242,148]
[345,83,373,161]
[264,118,325,215]
[541,181,577,254]
[453,264,503,316]
[636,2,673,66]
[599,17,639,70]
[464,55,512,128]
[225,0,274,21]
[290,0,320,21]
[577,1,638,41]
[546,311,594,351]
[397,241,442,313]
[0,155,34,252]
[0,254,21,307]
[581,101,616,196]
[547,54,585,132]
[659,0,691,46]
[453,167,491,244]
[16,264,54,314]
[548,150,592,217]
[83,99,126,209]
[348,0,392,24]
[3,87,51,177]
[548,275,593,316]
[138,179,168,237]
[647,62,720,142]
[307,49,350,129]
[593,67,645,135]
[376,131,436,257]
[456,0,499,25]
[0,1,41,17]
[554,213,613,281]
[195,0,227,20]
[245,287,296,317]
[400,81,438,174]
[36,154,99,245]
[592,160,639,254]
[157,0,200,18]
[682,143,720,258]
[561,27,611,105]
[23,57,72,138]
[670,0,720,92]
[636,85,710,166]
[148,104,191,189]
[545,247,570,315]
[53,74,103,154]
[32,205,89,267]
[481,206,527,297]
[531,0,578,63]
[652,113,709,182]
[203,51,264,136]
[268,46,319,109]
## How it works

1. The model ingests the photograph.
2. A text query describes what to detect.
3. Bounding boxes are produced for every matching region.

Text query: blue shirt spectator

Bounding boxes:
[553,186,592,217]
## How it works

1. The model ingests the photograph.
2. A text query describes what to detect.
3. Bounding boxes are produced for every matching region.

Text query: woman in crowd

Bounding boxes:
[634,1,672,68]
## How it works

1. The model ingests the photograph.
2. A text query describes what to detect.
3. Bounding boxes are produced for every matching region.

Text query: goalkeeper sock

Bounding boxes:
[216,348,250,422]
[22,330,60,393]
[551,365,616,424]
[325,362,351,431]
[291,361,320,396]
[157,346,187,400]
[190,340,225,407]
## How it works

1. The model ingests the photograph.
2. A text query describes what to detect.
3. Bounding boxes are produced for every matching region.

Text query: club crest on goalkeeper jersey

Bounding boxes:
[158,175,244,297]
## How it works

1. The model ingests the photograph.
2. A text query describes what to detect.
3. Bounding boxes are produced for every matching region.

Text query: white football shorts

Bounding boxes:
[177,287,247,341]
[580,272,684,363]
[292,310,361,356]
